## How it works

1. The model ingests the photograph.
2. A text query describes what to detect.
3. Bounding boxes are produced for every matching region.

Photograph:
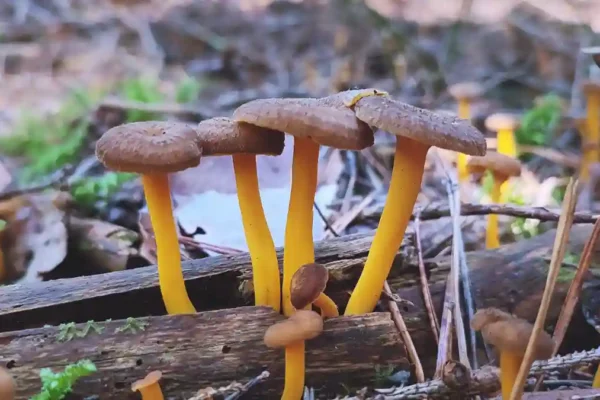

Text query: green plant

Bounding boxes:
[175,76,203,103]
[30,359,97,400]
[374,364,395,388]
[70,172,136,209]
[515,94,563,147]
[120,77,164,122]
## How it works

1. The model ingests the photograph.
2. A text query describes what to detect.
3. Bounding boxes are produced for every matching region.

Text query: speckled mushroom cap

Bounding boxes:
[346,94,487,156]
[471,307,554,360]
[96,121,202,174]
[448,82,484,101]
[582,80,600,95]
[263,310,324,348]
[232,90,376,150]
[196,117,285,156]
[290,263,329,310]
[131,370,162,392]
[485,113,520,131]
[467,151,522,179]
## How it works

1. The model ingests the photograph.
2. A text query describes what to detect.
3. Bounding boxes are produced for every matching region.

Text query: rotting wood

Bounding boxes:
[0,307,412,400]
[1,226,599,356]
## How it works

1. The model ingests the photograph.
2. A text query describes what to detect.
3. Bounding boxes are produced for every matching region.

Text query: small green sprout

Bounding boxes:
[57,323,78,342]
[30,359,97,400]
[115,317,149,334]
[76,321,104,338]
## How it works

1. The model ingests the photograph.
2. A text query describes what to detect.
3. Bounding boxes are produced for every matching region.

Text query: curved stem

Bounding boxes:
[486,178,502,249]
[593,365,600,387]
[282,137,320,400]
[142,174,195,315]
[500,351,523,400]
[497,129,517,158]
[456,99,470,183]
[585,93,600,183]
[313,293,339,317]
[138,384,164,400]
[233,154,281,312]
[345,137,428,316]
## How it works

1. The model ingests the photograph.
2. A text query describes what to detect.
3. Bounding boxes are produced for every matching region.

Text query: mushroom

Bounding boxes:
[582,81,600,183]
[234,89,380,400]
[448,82,484,182]
[290,263,338,317]
[196,117,284,311]
[0,367,15,400]
[131,370,164,400]
[341,93,486,315]
[467,151,522,249]
[471,308,554,400]
[96,121,201,315]
[485,113,519,159]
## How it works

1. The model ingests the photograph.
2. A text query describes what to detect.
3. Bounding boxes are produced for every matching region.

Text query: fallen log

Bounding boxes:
[1,307,414,400]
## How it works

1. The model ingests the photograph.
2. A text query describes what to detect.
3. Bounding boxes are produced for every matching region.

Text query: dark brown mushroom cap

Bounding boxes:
[467,151,522,179]
[448,82,484,101]
[96,121,202,174]
[131,370,162,392]
[196,117,284,156]
[582,80,600,95]
[263,310,324,348]
[232,92,374,150]
[485,113,520,131]
[349,95,486,155]
[290,263,329,310]
[472,308,554,360]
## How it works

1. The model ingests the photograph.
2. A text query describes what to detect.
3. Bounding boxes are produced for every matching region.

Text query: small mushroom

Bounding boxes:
[234,89,380,400]
[290,263,338,317]
[131,370,164,400]
[485,113,520,159]
[471,308,554,400]
[96,121,201,315]
[196,117,284,311]
[448,82,484,182]
[264,309,324,348]
[582,81,600,183]
[341,93,486,316]
[467,151,522,249]
[0,367,15,400]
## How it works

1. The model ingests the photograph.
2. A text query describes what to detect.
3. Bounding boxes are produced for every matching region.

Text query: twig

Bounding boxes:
[178,236,244,255]
[187,370,270,400]
[314,202,338,237]
[323,192,376,239]
[414,210,440,343]
[383,281,425,383]
[509,178,579,400]
[534,215,600,390]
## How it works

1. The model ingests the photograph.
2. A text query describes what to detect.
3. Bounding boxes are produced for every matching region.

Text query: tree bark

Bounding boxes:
[1,307,416,400]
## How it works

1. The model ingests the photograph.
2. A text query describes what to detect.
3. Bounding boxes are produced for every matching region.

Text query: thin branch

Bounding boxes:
[509,178,579,400]
[314,201,338,237]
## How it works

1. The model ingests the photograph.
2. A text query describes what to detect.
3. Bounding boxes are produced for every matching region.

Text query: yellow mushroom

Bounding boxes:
[466,151,522,249]
[290,263,338,317]
[582,81,600,183]
[233,89,378,400]
[485,112,520,159]
[96,121,201,315]
[131,370,164,400]
[196,117,284,311]
[448,82,484,182]
[472,308,554,400]
[342,94,486,316]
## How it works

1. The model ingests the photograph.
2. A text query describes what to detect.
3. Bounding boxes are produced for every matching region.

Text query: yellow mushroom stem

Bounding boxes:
[593,365,600,387]
[497,128,517,159]
[585,92,600,182]
[577,119,592,182]
[345,136,428,315]
[134,382,164,400]
[282,137,320,400]
[499,351,526,400]
[313,293,339,317]
[232,154,281,312]
[486,174,503,249]
[142,174,195,315]
[456,99,470,183]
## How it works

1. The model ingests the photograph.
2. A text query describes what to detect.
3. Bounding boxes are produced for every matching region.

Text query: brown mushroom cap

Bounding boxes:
[448,82,484,101]
[96,121,202,174]
[131,370,162,392]
[471,308,554,360]
[348,95,486,155]
[196,117,285,156]
[263,310,324,348]
[582,80,600,96]
[485,113,520,131]
[290,263,329,310]
[0,367,15,400]
[471,307,513,331]
[467,151,522,179]
[232,91,375,150]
